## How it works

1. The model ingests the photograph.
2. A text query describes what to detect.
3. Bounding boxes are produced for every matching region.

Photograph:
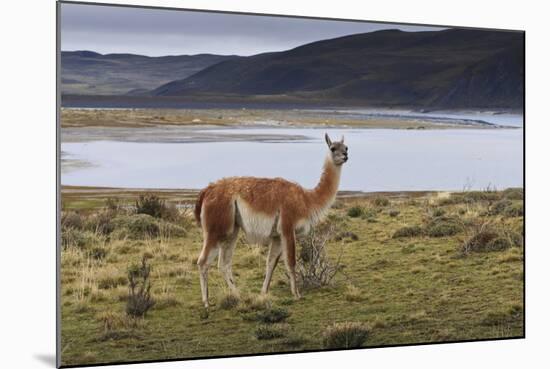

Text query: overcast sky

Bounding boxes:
[60,2,444,57]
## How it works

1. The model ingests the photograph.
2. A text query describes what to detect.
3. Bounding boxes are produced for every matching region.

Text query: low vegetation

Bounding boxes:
[296,220,344,289]
[393,225,423,238]
[460,222,522,254]
[322,322,369,349]
[219,293,240,310]
[60,188,523,366]
[126,256,155,317]
[255,324,289,340]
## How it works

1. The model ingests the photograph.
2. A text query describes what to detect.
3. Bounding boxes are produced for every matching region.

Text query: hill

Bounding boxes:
[152,29,524,109]
[61,51,237,95]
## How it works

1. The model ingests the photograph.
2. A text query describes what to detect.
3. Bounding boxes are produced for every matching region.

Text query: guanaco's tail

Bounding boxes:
[194,188,208,227]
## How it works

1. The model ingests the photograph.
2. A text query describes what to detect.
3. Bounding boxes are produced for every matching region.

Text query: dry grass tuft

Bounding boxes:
[254,324,289,340]
[322,322,369,349]
[344,284,363,302]
[219,293,240,310]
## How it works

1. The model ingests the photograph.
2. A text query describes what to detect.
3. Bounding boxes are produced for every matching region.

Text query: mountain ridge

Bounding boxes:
[151,28,524,109]
[61,51,238,95]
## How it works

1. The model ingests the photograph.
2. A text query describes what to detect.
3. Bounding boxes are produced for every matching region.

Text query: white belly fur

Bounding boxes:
[235,197,278,245]
[235,195,335,244]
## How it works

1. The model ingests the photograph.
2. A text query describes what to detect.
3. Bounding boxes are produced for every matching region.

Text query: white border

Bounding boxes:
[3,1,548,368]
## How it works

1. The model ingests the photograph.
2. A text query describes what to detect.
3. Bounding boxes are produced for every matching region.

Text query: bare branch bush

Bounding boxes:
[296,220,345,289]
[126,256,155,317]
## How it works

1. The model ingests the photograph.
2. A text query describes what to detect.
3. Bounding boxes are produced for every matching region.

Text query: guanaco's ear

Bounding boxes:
[341,135,345,143]
[325,133,332,147]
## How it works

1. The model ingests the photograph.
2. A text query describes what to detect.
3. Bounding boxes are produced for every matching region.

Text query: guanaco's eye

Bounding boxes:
[330,147,336,152]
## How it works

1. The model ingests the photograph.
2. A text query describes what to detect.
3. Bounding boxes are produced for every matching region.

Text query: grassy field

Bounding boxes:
[60,187,524,366]
[60,108,492,129]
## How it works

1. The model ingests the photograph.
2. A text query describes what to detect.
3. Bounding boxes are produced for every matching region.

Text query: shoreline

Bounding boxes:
[60,107,521,130]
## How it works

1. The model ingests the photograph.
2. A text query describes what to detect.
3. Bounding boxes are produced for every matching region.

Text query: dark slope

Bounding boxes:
[61,51,237,95]
[152,29,524,108]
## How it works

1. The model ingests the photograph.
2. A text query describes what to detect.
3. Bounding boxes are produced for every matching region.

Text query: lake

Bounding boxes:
[61,126,523,192]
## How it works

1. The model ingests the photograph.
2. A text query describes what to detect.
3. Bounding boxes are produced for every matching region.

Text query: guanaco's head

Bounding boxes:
[325,133,348,166]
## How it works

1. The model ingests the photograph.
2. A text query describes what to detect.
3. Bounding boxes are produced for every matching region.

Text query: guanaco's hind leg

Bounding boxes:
[218,227,240,294]
[261,236,282,295]
[197,194,236,308]
[281,226,301,299]
[197,236,220,308]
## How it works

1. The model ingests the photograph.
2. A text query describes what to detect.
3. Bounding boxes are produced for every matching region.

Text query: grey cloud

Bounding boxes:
[60,2,444,56]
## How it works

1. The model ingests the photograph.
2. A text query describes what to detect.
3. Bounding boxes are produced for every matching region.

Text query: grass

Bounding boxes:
[60,188,523,366]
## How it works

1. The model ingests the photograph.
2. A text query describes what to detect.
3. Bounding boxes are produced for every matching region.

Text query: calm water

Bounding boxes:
[61,127,523,192]
[309,109,524,127]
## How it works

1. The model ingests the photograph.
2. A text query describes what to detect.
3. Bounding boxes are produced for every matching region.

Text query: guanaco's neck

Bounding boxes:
[309,155,342,210]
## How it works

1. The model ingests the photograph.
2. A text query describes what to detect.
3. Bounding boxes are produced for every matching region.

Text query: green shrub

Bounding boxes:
[322,322,369,349]
[489,200,524,217]
[462,191,499,203]
[393,226,423,238]
[61,211,83,229]
[481,305,523,326]
[388,209,400,217]
[438,197,461,206]
[135,194,165,219]
[61,228,101,249]
[159,202,181,222]
[426,217,463,237]
[439,191,499,205]
[347,206,364,218]
[255,324,289,340]
[486,237,513,251]
[334,231,359,241]
[89,246,108,260]
[85,211,115,235]
[489,199,512,215]
[432,208,446,217]
[105,197,121,212]
[112,214,160,239]
[98,275,127,290]
[460,223,522,254]
[219,293,240,310]
[135,194,181,222]
[159,222,186,238]
[502,188,523,200]
[254,307,290,324]
[372,196,390,207]
[504,202,524,217]
[126,257,155,317]
[361,208,378,222]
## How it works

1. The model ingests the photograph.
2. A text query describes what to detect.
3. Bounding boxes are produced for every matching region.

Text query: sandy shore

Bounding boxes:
[61,108,505,130]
